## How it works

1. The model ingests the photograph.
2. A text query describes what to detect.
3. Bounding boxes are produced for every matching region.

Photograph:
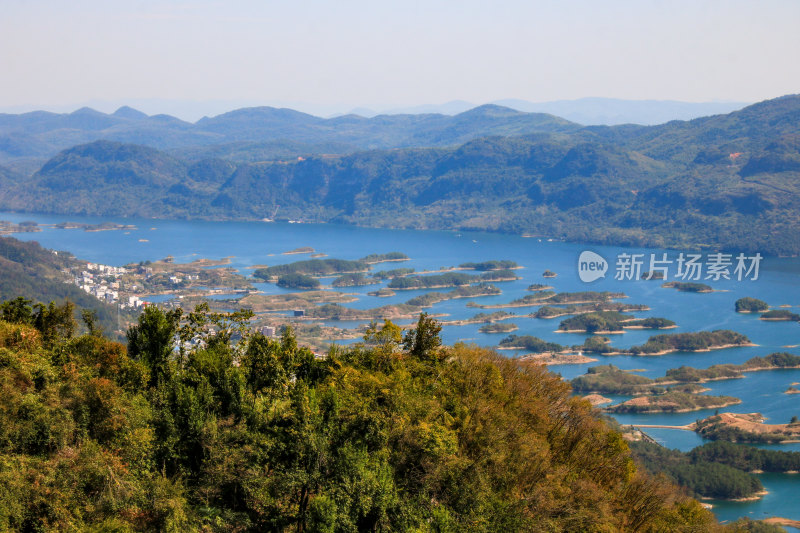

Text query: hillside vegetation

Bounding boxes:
[0,305,722,531]
[0,236,132,337]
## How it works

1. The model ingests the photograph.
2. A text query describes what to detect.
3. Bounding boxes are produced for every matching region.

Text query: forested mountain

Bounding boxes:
[2,95,800,253]
[0,103,578,172]
[0,306,723,531]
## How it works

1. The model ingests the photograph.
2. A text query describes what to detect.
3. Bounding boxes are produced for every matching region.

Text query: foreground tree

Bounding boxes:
[0,302,732,531]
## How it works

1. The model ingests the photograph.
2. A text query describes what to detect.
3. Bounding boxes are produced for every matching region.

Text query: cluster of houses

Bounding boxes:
[74,262,145,309]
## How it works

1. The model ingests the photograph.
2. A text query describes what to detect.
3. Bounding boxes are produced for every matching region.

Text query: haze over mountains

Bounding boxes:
[0,95,798,254]
[360,98,748,126]
[0,104,577,175]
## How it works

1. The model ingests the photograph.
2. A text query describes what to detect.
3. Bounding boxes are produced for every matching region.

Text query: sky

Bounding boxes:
[2,0,799,119]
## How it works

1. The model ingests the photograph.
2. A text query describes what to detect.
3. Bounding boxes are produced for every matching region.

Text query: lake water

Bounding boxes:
[3,211,800,526]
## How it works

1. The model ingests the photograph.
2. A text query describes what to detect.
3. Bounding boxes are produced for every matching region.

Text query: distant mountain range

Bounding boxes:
[361,98,748,126]
[0,97,749,176]
[0,103,578,175]
[1,94,799,254]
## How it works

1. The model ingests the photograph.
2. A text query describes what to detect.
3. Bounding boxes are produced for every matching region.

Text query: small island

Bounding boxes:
[476,269,520,281]
[694,412,800,443]
[405,284,501,307]
[605,391,741,414]
[301,303,434,321]
[583,394,613,406]
[557,311,675,333]
[656,352,800,384]
[571,353,800,395]
[254,258,369,280]
[736,297,770,313]
[473,290,627,309]
[786,386,800,395]
[359,252,409,264]
[368,288,396,297]
[527,283,554,291]
[388,272,476,290]
[458,260,519,271]
[497,334,565,353]
[760,309,800,321]
[542,270,557,278]
[236,291,358,312]
[0,219,42,235]
[276,273,321,290]
[532,302,649,318]
[371,267,415,280]
[331,273,380,287]
[641,271,665,280]
[479,322,518,334]
[282,246,315,255]
[518,352,598,365]
[627,330,753,356]
[55,221,137,232]
[571,364,661,395]
[441,311,516,326]
[661,281,713,293]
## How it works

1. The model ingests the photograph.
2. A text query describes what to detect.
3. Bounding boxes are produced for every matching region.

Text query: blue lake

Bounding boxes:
[3,211,800,525]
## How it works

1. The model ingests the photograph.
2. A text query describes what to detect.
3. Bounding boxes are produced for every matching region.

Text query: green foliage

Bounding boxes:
[458,260,518,271]
[388,272,476,289]
[403,313,442,362]
[728,517,786,532]
[359,252,408,263]
[254,258,368,279]
[126,306,179,387]
[370,267,415,280]
[405,284,501,307]
[477,269,519,281]
[276,273,321,290]
[607,391,740,413]
[628,330,750,355]
[760,309,800,321]
[0,299,723,531]
[630,440,763,500]
[735,297,769,312]
[0,237,131,339]
[558,311,631,332]
[740,352,800,369]
[7,97,800,255]
[330,272,377,287]
[626,317,676,329]
[497,334,565,353]
[1,296,76,347]
[689,441,800,473]
[657,364,741,383]
[662,282,713,292]
[694,415,795,444]
[478,322,517,334]
[571,364,657,394]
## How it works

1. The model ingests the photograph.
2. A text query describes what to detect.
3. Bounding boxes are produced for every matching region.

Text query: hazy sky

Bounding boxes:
[2,0,799,117]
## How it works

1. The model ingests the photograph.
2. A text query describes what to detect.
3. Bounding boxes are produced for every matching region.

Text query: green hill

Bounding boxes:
[0,307,721,531]
[3,95,800,253]
[0,236,129,336]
